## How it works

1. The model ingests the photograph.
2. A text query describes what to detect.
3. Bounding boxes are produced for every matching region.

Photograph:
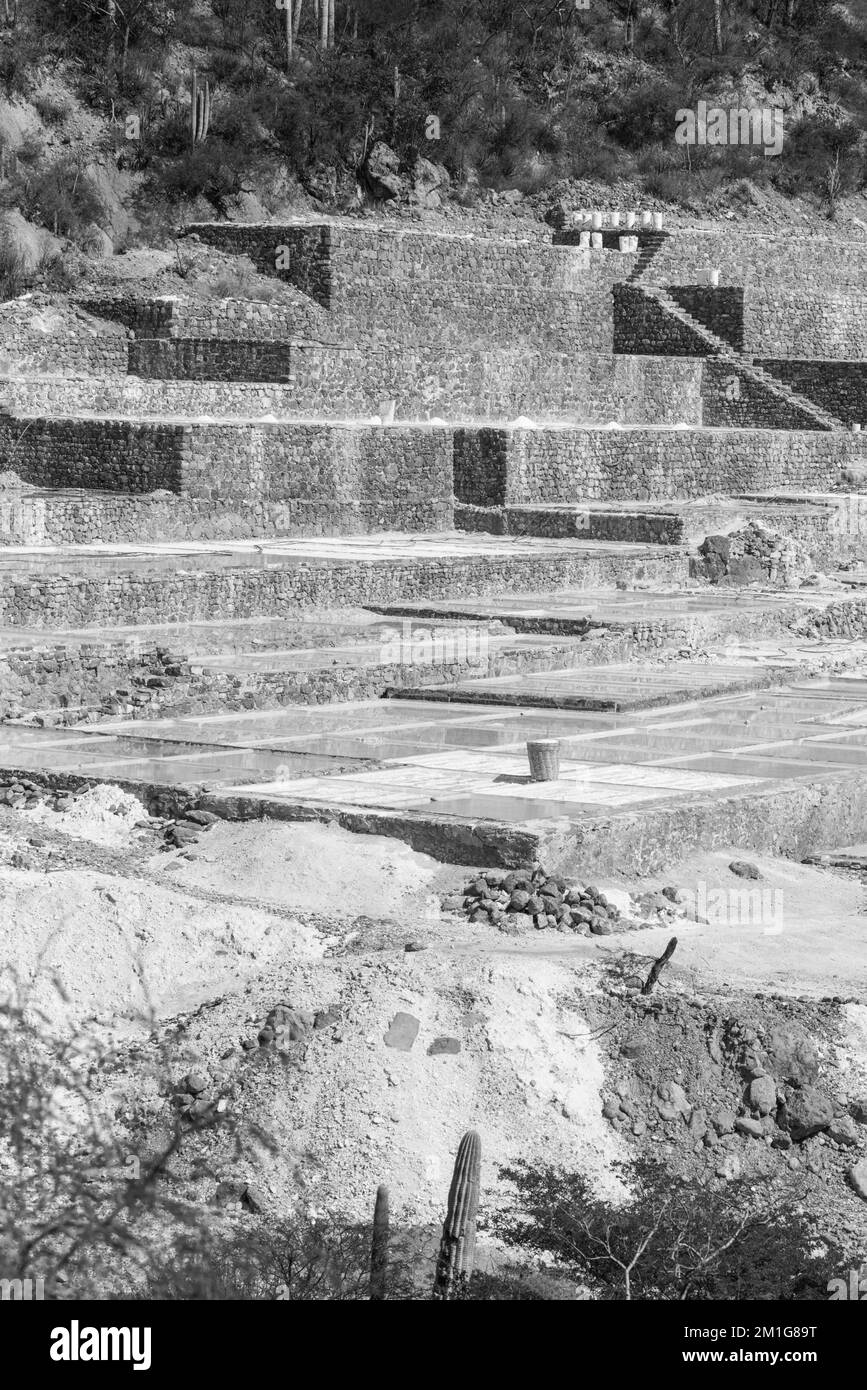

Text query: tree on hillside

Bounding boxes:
[492,1158,843,1300]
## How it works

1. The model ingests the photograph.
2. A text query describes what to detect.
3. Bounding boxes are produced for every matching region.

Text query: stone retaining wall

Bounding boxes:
[701,360,829,430]
[0,491,450,544]
[744,289,867,360]
[188,221,628,351]
[667,286,744,351]
[0,296,129,376]
[613,285,717,356]
[755,361,867,427]
[0,416,451,530]
[1,351,704,426]
[0,416,182,492]
[0,548,686,629]
[645,230,867,290]
[79,293,330,342]
[453,426,864,506]
[129,338,296,381]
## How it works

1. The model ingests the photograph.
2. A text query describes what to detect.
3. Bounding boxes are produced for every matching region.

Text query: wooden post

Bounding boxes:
[642,937,678,995]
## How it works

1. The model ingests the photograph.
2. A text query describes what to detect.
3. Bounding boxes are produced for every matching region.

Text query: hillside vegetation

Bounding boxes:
[0,2,867,286]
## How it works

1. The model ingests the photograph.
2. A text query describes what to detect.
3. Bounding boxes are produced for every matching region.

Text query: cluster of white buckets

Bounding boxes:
[571,208,664,252]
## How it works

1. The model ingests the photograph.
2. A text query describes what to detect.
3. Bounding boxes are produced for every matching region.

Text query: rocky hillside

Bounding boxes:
[2,1,867,295]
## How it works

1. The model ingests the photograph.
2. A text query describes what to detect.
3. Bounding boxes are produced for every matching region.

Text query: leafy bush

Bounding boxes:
[12,157,106,240]
[491,1156,844,1301]
[32,90,72,126]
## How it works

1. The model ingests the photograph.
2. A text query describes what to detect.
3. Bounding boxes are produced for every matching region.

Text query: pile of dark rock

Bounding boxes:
[450,866,626,935]
[164,808,219,849]
[0,775,73,812]
[693,521,813,588]
[170,1068,221,1124]
[240,1001,341,1055]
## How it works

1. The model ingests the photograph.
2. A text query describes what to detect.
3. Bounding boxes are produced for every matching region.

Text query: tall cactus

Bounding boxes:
[370,1183,390,1300]
[434,1130,481,1297]
[190,68,210,149]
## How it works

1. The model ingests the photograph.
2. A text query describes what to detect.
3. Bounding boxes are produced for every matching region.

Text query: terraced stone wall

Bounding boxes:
[667,286,744,351]
[0,417,452,534]
[129,338,296,381]
[0,298,129,376]
[0,416,183,493]
[454,426,864,505]
[701,360,830,430]
[0,492,447,545]
[744,289,867,360]
[105,344,704,425]
[755,361,867,427]
[179,421,450,524]
[644,232,867,359]
[188,221,628,351]
[0,548,685,629]
[613,286,716,357]
[645,231,867,291]
[79,293,330,343]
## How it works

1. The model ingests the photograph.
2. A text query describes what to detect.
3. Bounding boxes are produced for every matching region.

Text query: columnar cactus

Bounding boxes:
[190,68,210,148]
[434,1130,481,1297]
[370,1183,390,1300]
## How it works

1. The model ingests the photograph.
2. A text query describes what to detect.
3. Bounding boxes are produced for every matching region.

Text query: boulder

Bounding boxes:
[766,1026,820,1085]
[748,1074,778,1116]
[304,163,338,204]
[784,1086,834,1141]
[828,1115,861,1147]
[183,1069,209,1095]
[365,142,404,200]
[735,1116,765,1139]
[729,860,761,880]
[410,155,444,206]
[263,1003,313,1044]
[849,1158,867,1201]
[383,1011,419,1051]
[81,222,114,258]
[656,1081,691,1121]
[0,209,61,274]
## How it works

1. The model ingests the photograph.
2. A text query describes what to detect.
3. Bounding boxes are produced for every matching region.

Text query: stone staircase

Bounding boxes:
[636,282,845,431]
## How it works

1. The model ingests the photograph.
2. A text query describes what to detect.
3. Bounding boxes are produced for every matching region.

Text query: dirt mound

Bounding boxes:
[99,946,629,1226]
[0,866,324,1032]
[157,819,453,922]
[23,784,149,849]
